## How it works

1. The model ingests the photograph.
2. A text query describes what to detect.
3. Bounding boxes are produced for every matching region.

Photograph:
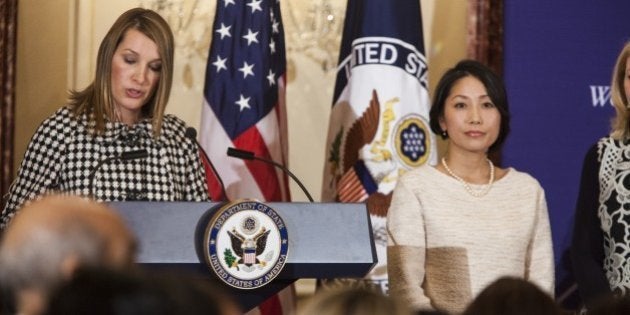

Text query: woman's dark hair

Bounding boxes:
[429,59,510,153]
[461,277,562,315]
[587,293,630,315]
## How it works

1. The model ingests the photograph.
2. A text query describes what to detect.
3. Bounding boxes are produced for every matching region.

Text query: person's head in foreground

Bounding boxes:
[0,195,137,315]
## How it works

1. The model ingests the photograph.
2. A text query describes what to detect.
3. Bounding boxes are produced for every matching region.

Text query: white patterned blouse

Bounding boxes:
[1,107,209,229]
[572,137,630,308]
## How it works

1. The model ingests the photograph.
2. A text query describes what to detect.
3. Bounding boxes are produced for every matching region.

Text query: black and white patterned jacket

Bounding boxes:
[1,107,209,229]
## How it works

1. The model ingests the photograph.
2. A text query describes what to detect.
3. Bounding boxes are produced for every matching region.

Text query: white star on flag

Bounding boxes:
[267,69,276,86]
[238,61,255,78]
[215,23,232,39]
[247,0,263,13]
[243,28,259,45]
[235,94,251,111]
[272,20,279,34]
[212,56,227,73]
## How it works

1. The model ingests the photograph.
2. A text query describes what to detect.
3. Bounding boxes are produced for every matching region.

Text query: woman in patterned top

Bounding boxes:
[387,60,554,314]
[0,8,209,229]
[572,42,630,309]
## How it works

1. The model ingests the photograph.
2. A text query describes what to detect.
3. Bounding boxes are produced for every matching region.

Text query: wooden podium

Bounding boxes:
[109,201,377,311]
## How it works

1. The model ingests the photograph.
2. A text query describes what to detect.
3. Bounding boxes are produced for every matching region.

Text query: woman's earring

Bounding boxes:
[441,130,448,137]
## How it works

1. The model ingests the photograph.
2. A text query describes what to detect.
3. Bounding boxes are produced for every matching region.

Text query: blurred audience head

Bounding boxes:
[0,195,137,315]
[45,267,240,315]
[461,276,562,315]
[299,287,411,315]
[585,293,630,315]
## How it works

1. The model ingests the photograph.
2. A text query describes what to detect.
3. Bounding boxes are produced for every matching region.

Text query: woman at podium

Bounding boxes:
[386,60,554,314]
[0,8,209,229]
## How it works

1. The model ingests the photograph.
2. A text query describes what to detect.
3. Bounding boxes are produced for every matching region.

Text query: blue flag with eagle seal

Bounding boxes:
[321,0,436,293]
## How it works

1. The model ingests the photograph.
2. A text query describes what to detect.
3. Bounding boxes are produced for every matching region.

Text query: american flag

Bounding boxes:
[199,0,293,313]
[200,0,290,202]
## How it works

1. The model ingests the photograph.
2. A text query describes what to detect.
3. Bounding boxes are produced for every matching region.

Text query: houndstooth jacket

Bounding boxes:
[1,107,209,229]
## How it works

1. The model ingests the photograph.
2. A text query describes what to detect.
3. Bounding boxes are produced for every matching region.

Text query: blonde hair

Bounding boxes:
[610,42,630,140]
[68,8,174,137]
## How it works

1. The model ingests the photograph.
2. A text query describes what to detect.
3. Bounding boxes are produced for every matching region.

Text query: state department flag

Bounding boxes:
[199,0,293,314]
[321,0,437,292]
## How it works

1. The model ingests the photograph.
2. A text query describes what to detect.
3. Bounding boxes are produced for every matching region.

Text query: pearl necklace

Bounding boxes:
[441,157,495,197]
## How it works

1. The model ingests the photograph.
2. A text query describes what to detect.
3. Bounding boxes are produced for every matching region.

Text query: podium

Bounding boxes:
[109,201,377,311]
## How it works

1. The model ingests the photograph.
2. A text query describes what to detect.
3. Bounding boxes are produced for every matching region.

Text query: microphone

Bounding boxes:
[185,127,228,201]
[226,147,254,160]
[88,149,148,199]
[120,149,149,160]
[227,147,314,202]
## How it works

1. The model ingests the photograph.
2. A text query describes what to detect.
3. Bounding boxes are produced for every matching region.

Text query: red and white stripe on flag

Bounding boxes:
[199,0,294,314]
[200,92,291,202]
[337,168,368,203]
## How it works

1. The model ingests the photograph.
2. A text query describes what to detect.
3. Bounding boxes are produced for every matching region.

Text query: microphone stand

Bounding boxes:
[184,127,228,201]
[227,147,314,202]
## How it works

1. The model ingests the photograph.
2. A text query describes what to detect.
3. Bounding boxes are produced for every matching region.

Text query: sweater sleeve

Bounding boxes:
[571,143,610,308]
[386,177,432,311]
[526,187,555,295]
[1,113,65,229]
[162,115,210,202]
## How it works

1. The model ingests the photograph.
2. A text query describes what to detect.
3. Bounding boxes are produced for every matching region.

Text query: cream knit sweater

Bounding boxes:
[387,165,554,314]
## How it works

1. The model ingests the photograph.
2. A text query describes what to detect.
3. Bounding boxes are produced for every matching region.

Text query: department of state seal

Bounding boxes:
[204,200,289,289]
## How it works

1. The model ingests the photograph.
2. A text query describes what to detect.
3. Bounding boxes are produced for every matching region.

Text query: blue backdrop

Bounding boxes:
[503,1,630,307]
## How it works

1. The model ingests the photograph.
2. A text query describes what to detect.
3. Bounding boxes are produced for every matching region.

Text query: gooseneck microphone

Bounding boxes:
[226,147,314,202]
[88,149,148,199]
[185,127,228,201]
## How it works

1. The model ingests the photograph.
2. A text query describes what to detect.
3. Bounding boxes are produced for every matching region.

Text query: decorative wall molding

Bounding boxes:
[68,0,95,90]
[0,0,17,198]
